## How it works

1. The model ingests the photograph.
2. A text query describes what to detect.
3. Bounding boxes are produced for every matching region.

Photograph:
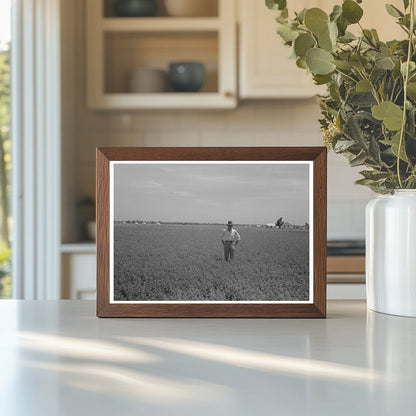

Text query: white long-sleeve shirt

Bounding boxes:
[221,228,241,243]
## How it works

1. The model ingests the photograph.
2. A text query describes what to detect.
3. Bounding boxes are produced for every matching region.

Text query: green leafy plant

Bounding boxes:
[266,0,416,193]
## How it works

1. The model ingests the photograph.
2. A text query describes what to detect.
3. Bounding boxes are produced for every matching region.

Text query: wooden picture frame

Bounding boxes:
[96,147,327,318]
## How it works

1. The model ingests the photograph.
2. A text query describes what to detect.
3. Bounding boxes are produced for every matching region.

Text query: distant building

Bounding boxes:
[281,222,295,229]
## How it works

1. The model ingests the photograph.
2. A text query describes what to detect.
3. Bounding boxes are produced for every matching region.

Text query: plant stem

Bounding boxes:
[358,69,381,104]
[397,0,415,188]
[334,68,358,84]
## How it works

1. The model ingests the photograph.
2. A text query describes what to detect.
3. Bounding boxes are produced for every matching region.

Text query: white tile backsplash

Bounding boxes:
[142,130,200,147]
[328,199,369,240]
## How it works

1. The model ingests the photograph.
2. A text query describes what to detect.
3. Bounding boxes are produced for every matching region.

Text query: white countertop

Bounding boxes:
[0,300,415,415]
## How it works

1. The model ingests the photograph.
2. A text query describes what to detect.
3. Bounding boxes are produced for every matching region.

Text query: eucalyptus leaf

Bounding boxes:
[350,54,368,70]
[333,60,353,70]
[294,33,316,58]
[318,27,334,52]
[356,79,372,93]
[350,152,368,167]
[329,82,341,101]
[334,139,355,151]
[339,31,356,43]
[401,61,416,76]
[277,23,298,43]
[382,132,409,162]
[313,74,332,85]
[385,4,404,17]
[349,92,378,107]
[380,44,393,56]
[276,14,288,24]
[328,21,338,44]
[355,178,377,186]
[399,14,411,29]
[393,60,402,79]
[407,82,416,99]
[306,48,336,75]
[330,5,342,22]
[342,0,364,24]
[371,29,380,42]
[375,55,395,70]
[363,29,376,46]
[409,109,416,137]
[336,15,348,36]
[296,57,308,69]
[372,101,404,130]
[369,136,382,163]
[266,0,287,11]
[360,170,392,180]
[304,8,329,35]
[344,114,367,147]
[296,8,307,23]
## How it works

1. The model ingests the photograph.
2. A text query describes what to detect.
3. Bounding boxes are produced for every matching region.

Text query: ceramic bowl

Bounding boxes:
[128,68,167,93]
[168,62,205,92]
[114,0,158,17]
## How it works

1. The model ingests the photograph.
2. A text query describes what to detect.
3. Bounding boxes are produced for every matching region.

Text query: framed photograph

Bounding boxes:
[96,147,327,318]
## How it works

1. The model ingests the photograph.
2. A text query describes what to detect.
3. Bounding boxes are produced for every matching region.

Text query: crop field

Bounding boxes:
[113,224,310,301]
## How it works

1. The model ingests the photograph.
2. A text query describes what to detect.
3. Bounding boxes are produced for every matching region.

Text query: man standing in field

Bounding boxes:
[221,220,241,261]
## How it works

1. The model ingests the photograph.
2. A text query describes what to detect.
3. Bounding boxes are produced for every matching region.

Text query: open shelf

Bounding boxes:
[104,31,218,94]
[104,0,219,18]
[91,93,234,109]
[61,243,96,254]
[101,17,221,32]
[87,0,236,109]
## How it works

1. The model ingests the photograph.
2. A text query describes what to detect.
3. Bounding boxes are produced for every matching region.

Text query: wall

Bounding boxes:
[62,0,374,243]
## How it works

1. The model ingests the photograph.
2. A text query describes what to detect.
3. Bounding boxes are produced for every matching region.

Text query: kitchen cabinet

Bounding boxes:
[61,245,96,300]
[239,0,325,99]
[86,0,237,109]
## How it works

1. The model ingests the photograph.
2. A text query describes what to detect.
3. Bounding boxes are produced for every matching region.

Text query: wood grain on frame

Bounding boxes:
[96,147,327,318]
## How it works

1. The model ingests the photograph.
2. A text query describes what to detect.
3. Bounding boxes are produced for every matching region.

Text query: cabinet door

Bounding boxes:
[62,253,96,300]
[239,0,326,99]
[239,0,403,99]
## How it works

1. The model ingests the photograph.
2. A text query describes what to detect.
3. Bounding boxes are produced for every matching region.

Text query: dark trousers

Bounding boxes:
[223,242,235,260]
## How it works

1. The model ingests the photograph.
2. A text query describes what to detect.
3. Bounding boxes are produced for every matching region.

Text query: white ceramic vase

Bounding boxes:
[366,190,416,317]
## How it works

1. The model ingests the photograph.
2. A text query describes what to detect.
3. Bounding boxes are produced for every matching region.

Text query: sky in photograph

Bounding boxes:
[113,163,310,225]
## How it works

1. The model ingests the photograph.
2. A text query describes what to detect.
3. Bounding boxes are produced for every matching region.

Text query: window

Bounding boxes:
[0,0,11,298]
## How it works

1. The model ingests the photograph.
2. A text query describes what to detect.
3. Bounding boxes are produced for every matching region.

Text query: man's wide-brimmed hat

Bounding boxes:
[227,220,233,226]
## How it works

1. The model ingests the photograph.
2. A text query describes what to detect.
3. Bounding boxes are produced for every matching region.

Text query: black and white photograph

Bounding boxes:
[110,162,313,303]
